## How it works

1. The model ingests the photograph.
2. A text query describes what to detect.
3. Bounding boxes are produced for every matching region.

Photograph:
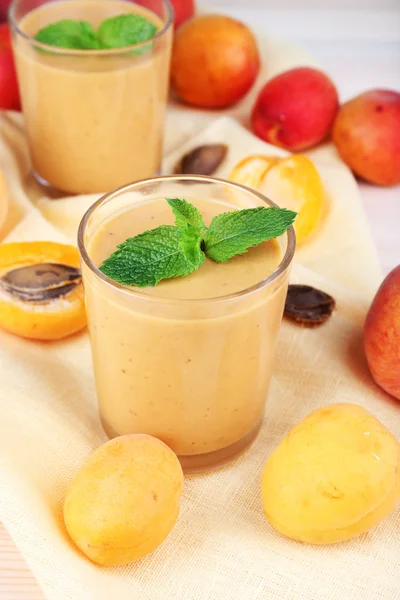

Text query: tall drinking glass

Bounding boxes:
[9,0,173,195]
[78,176,295,472]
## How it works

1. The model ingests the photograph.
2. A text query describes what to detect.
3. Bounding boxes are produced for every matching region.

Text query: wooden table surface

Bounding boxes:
[1,6,399,599]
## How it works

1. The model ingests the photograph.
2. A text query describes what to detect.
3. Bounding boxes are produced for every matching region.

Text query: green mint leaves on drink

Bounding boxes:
[98,14,157,51]
[204,206,296,263]
[99,226,202,288]
[99,199,296,288]
[34,14,156,51]
[34,20,100,50]
[167,198,207,267]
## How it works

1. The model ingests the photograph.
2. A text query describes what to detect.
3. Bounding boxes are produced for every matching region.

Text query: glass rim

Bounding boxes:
[77,175,296,305]
[8,0,174,57]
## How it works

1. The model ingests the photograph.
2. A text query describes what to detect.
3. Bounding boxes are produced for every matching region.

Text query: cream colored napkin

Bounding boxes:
[0,33,398,600]
[1,226,399,600]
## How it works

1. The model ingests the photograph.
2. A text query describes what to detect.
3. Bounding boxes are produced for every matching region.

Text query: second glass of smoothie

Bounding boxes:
[78,176,295,472]
[9,0,173,195]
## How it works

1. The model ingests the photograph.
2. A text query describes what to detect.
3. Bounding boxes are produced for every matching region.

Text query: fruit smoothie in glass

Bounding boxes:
[9,0,173,194]
[78,176,295,472]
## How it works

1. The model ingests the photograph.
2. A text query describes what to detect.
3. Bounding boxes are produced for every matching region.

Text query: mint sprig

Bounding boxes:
[34,14,156,52]
[100,199,296,288]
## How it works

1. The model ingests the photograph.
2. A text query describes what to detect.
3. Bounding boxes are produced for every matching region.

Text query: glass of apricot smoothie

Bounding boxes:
[9,0,173,194]
[78,176,295,472]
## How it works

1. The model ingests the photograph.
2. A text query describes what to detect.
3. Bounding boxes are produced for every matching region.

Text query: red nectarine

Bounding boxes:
[170,0,195,28]
[0,23,20,110]
[364,266,400,401]
[332,89,400,186]
[251,67,339,151]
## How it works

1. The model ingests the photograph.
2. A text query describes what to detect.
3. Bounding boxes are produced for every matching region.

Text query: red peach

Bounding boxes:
[135,0,195,28]
[0,23,20,111]
[332,89,400,186]
[0,0,11,22]
[170,0,195,28]
[364,266,400,401]
[171,15,260,109]
[251,67,339,151]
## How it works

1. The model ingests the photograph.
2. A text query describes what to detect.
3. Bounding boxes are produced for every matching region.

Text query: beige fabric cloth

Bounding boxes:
[0,34,398,600]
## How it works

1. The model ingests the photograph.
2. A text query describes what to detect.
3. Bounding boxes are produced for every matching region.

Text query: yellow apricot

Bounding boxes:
[64,435,184,566]
[262,404,400,544]
[0,241,86,340]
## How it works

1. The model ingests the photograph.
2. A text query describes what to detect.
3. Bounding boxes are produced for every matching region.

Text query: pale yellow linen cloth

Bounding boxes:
[0,36,399,599]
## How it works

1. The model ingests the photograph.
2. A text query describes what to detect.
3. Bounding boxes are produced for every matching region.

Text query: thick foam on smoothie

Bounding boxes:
[89,198,283,300]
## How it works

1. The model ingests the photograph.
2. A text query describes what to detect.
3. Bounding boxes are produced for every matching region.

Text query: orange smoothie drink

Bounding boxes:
[9,0,173,194]
[78,176,295,472]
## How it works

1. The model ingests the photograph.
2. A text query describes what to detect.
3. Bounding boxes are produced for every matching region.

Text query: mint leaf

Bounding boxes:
[99,225,203,287]
[204,207,296,263]
[166,198,207,234]
[34,20,99,50]
[97,14,157,51]
[179,225,206,268]
[166,198,206,267]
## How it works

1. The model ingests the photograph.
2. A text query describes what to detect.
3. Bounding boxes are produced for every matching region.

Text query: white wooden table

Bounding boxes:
[1,6,399,599]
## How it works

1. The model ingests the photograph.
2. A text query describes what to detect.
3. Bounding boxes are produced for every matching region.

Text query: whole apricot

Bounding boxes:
[171,15,260,108]
[332,89,400,186]
[262,404,400,544]
[364,265,400,400]
[251,67,339,151]
[64,435,184,566]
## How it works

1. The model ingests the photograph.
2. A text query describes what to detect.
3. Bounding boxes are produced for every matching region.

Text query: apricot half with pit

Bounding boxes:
[0,241,86,340]
[64,434,184,566]
[262,404,400,544]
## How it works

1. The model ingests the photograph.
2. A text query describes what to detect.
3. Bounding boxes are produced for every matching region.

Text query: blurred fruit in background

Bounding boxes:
[0,23,20,110]
[170,0,195,28]
[0,0,11,22]
[136,0,195,28]
[251,67,339,152]
[171,14,260,109]
[332,89,400,187]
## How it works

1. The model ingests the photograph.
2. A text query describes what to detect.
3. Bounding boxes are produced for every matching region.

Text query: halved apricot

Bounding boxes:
[0,169,9,235]
[0,241,86,340]
[260,155,325,244]
[229,155,281,189]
